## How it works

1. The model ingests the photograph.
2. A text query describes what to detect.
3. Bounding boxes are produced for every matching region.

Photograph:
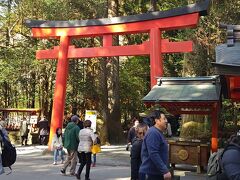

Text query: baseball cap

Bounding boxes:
[71,115,79,123]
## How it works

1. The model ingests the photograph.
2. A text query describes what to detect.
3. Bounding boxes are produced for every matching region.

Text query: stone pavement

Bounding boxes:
[0,145,207,180]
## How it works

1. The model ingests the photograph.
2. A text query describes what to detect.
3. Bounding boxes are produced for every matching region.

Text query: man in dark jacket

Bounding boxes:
[221,132,240,180]
[61,115,80,176]
[139,110,171,180]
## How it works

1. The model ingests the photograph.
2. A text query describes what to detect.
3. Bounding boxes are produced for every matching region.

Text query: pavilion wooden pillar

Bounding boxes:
[150,28,162,87]
[49,36,70,147]
[211,102,219,152]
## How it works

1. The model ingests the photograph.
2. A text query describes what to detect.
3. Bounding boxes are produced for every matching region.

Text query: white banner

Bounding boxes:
[85,110,97,132]
[30,115,38,124]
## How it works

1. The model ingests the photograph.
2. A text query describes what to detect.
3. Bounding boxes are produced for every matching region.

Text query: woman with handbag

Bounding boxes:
[76,120,96,180]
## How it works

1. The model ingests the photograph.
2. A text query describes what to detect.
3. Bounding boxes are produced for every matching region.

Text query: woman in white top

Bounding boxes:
[76,120,96,180]
[52,127,64,165]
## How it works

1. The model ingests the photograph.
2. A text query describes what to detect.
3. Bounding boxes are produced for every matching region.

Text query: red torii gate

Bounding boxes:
[26,0,210,145]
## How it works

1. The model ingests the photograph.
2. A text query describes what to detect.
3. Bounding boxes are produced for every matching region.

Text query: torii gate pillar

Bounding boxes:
[150,28,163,85]
[50,36,70,140]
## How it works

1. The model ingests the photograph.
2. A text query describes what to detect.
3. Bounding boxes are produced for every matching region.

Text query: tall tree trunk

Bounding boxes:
[108,55,124,143]
[3,81,9,107]
[99,59,110,144]
[233,102,238,130]
[105,0,124,143]
[71,60,78,115]
[30,71,36,108]
[6,0,12,47]
[41,68,50,118]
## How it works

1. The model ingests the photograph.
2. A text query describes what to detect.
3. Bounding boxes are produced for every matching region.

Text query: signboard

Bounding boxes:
[85,110,97,132]
[30,115,38,124]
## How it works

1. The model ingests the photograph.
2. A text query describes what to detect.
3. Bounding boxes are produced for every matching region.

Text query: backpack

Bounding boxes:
[0,129,17,174]
[207,148,228,180]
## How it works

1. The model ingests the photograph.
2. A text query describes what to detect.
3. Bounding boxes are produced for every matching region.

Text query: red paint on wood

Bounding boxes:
[229,76,240,100]
[162,41,193,53]
[150,28,162,87]
[103,35,113,47]
[211,103,219,152]
[48,36,70,148]
[36,40,192,59]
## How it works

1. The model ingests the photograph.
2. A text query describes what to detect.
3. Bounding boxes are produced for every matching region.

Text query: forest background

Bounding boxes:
[0,0,239,143]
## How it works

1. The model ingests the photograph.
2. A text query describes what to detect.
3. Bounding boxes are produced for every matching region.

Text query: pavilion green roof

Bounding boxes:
[142,76,221,102]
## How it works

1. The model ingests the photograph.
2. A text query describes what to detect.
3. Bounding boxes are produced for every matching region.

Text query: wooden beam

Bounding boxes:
[0,108,41,113]
[155,101,215,107]
[36,40,192,59]
[162,40,192,53]
[167,110,212,115]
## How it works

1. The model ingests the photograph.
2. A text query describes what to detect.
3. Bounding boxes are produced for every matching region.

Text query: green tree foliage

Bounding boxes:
[183,0,240,76]
[120,56,150,122]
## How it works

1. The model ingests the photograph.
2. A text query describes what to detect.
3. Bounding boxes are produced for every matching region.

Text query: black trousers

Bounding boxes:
[77,152,92,179]
[39,135,49,145]
[147,174,164,180]
[139,173,164,180]
[131,158,141,179]
[21,135,28,145]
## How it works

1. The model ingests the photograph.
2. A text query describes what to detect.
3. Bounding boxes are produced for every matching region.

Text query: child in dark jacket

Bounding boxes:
[92,132,101,167]
[130,123,148,180]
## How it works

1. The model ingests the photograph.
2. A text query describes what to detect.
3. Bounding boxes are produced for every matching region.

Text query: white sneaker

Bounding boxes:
[53,162,57,165]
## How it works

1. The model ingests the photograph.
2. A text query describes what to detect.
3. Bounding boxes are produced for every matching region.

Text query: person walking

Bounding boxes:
[77,118,84,130]
[61,115,80,176]
[221,132,240,180]
[127,118,139,150]
[139,110,171,180]
[52,127,64,165]
[76,120,96,180]
[19,117,29,146]
[91,132,101,167]
[37,116,49,145]
[130,123,148,180]
[0,120,9,175]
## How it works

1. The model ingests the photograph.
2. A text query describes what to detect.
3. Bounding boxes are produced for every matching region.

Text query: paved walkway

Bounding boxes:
[0,145,207,180]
